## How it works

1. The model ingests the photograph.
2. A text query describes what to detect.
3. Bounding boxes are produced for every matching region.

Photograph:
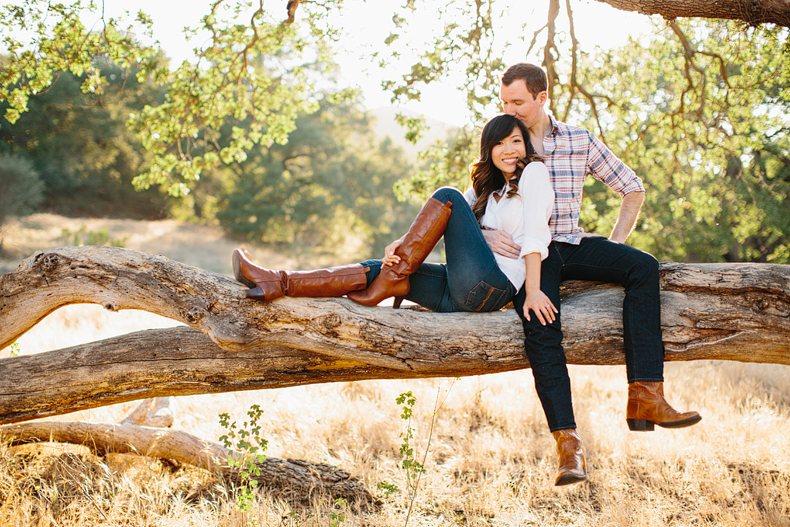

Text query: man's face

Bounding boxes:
[499,79,546,129]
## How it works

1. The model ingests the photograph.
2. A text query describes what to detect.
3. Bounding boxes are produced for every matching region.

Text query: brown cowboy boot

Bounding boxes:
[232,249,368,301]
[552,429,587,486]
[626,381,702,431]
[348,197,452,306]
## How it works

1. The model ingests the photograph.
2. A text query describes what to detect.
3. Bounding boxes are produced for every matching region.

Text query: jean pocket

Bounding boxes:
[465,281,510,312]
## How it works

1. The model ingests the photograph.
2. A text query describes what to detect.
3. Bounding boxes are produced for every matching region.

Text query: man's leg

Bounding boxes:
[514,244,575,431]
[514,243,586,486]
[558,236,663,382]
[559,237,700,430]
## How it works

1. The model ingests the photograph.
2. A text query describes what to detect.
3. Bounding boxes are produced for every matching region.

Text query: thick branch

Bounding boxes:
[0,327,436,425]
[595,0,790,27]
[1,247,788,425]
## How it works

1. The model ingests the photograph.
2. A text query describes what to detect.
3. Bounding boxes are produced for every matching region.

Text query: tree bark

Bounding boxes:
[595,0,790,27]
[1,246,789,426]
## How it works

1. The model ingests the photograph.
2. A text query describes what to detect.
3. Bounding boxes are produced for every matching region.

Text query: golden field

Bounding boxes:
[1,215,789,526]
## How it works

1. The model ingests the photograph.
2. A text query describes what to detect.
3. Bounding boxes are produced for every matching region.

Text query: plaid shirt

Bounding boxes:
[544,114,644,245]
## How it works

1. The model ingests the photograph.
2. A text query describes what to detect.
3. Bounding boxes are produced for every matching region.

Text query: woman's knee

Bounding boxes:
[431,186,463,204]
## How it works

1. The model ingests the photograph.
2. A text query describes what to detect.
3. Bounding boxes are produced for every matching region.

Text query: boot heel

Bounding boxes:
[627,419,655,431]
[232,250,258,290]
[245,285,266,300]
[393,296,404,309]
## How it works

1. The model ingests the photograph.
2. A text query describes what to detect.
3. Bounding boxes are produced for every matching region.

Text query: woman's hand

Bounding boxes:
[382,238,403,267]
[523,287,557,326]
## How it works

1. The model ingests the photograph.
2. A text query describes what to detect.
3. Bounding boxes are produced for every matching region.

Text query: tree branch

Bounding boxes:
[1,247,788,425]
[594,0,790,27]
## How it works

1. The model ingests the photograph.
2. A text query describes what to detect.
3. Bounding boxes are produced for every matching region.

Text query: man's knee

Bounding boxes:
[522,318,564,353]
[615,248,660,293]
[630,249,659,280]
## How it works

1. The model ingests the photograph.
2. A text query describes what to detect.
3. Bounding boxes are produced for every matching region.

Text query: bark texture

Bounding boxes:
[0,246,788,427]
[595,0,790,27]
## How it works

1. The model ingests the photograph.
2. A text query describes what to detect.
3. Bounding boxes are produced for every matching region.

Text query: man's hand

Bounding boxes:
[482,229,521,258]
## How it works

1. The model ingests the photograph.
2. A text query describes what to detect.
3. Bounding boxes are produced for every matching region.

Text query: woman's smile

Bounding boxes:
[492,126,527,175]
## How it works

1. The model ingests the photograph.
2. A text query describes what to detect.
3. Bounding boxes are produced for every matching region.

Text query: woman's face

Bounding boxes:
[491,126,527,175]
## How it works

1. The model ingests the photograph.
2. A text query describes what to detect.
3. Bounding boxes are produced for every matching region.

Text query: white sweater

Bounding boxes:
[463,161,554,289]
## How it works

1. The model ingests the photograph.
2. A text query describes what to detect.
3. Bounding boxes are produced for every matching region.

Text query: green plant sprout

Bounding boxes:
[329,497,348,526]
[396,380,457,527]
[218,404,268,516]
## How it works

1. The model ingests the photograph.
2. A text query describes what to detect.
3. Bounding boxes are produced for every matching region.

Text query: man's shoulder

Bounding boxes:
[550,115,592,138]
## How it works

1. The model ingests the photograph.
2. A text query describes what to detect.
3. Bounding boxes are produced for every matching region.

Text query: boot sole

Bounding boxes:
[627,415,702,431]
[232,250,258,290]
[555,473,587,486]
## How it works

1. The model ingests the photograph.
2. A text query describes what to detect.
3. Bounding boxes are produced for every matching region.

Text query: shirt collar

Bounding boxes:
[547,113,561,136]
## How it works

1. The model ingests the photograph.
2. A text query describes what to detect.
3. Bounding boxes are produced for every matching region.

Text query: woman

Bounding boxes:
[233,114,555,317]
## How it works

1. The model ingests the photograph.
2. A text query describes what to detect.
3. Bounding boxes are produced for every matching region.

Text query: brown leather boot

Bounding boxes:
[626,381,702,431]
[552,429,587,486]
[232,249,368,301]
[348,198,452,306]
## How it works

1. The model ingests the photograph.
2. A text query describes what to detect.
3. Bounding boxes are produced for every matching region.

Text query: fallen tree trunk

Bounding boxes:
[1,400,373,507]
[1,246,789,426]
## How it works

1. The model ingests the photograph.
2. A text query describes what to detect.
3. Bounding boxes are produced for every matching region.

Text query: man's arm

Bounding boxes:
[609,191,644,244]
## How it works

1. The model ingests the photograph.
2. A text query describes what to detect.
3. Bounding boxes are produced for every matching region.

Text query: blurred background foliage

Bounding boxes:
[0,0,787,264]
[573,21,790,264]
[0,58,167,219]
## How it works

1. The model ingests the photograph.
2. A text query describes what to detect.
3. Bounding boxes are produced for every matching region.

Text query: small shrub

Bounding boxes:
[59,226,127,248]
[218,404,268,516]
[0,153,44,252]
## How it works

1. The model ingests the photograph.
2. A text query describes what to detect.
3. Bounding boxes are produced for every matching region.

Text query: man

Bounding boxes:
[486,63,701,487]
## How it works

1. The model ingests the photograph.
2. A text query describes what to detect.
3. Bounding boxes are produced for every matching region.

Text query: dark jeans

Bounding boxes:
[361,187,517,313]
[513,237,665,432]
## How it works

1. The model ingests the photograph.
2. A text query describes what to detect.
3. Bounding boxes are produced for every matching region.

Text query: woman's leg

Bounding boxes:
[429,187,516,312]
[348,196,452,306]
[358,259,454,311]
[360,187,514,313]
[233,249,368,301]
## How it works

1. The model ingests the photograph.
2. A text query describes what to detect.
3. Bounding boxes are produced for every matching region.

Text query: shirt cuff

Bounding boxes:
[520,239,550,261]
[618,176,645,196]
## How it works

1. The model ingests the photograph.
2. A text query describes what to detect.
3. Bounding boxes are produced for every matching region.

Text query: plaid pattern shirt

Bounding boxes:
[544,114,644,245]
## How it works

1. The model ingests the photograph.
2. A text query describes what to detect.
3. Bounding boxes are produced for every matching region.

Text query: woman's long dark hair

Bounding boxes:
[470,114,542,224]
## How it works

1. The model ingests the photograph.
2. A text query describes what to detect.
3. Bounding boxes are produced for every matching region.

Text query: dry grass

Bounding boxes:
[1,215,789,526]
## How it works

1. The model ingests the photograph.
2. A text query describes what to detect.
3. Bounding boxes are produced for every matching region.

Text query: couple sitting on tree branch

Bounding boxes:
[233,62,702,487]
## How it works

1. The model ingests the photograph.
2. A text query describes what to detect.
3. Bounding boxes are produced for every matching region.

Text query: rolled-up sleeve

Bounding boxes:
[518,162,554,261]
[587,133,644,196]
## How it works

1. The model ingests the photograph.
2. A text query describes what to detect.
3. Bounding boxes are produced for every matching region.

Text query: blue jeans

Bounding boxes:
[360,187,517,313]
[513,237,665,432]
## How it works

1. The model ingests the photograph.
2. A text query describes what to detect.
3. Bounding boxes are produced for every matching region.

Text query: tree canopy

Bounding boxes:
[1,0,788,263]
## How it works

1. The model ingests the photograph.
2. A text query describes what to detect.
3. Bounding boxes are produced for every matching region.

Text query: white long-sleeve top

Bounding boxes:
[463,161,554,289]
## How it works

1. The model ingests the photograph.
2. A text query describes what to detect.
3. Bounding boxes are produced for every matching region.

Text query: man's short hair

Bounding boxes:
[501,63,548,99]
